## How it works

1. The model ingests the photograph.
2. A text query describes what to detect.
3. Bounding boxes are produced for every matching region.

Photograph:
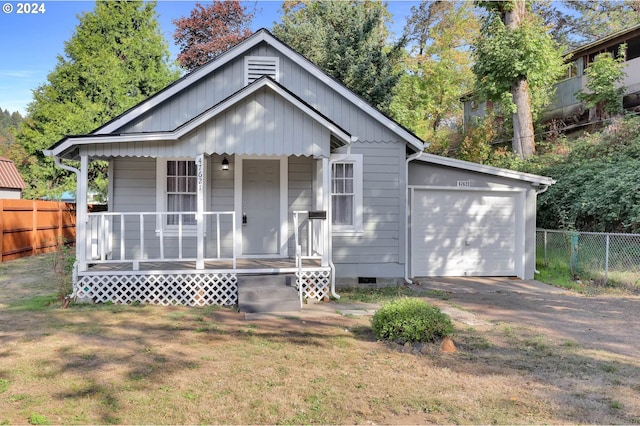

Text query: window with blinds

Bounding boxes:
[244,56,279,85]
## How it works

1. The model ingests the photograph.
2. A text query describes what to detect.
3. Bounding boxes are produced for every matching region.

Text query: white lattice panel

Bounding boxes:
[296,269,330,301]
[75,273,237,306]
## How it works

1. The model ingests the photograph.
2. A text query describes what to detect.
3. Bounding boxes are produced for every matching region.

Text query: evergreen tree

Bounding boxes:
[273,0,405,113]
[16,1,179,199]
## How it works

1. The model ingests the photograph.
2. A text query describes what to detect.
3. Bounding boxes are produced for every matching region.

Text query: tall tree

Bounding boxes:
[173,1,254,71]
[472,0,565,159]
[389,1,478,143]
[577,46,627,121]
[564,0,640,44]
[16,1,179,199]
[273,0,405,113]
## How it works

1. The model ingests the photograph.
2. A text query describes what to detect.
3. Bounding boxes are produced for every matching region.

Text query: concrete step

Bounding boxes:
[238,274,301,313]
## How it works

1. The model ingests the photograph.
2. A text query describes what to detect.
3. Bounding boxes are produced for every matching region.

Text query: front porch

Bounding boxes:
[74,209,332,308]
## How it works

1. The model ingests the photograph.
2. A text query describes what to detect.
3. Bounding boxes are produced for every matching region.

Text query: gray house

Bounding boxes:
[45,29,554,308]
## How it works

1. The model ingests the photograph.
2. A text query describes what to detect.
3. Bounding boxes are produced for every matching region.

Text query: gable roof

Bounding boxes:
[413,153,556,186]
[0,157,27,190]
[45,76,352,159]
[87,28,424,152]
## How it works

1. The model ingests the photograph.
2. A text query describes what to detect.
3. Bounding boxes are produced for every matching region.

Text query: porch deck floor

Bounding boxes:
[85,258,323,273]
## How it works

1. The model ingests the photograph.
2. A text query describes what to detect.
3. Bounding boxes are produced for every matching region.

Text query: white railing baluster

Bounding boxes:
[139,213,144,260]
[159,212,165,260]
[178,214,183,259]
[120,215,125,261]
[216,213,221,259]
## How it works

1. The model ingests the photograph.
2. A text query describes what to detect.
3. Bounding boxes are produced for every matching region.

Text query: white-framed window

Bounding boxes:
[156,158,204,235]
[330,154,363,235]
[244,56,279,85]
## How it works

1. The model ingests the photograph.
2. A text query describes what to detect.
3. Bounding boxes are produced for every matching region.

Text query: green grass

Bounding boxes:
[535,259,586,293]
[7,294,59,312]
[335,286,422,303]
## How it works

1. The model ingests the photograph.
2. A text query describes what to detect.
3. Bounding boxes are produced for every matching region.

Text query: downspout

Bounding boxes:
[327,135,359,299]
[404,150,425,285]
[51,154,81,298]
[533,183,551,275]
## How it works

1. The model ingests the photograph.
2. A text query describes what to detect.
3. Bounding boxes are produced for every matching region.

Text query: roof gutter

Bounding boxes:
[404,150,425,285]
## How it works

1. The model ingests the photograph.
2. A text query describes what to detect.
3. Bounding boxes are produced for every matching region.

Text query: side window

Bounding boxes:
[330,154,363,234]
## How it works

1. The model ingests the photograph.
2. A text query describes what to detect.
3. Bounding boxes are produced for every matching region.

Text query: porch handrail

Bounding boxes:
[86,211,236,270]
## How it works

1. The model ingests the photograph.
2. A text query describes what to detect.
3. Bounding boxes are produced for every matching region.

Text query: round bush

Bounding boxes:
[371,298,454,344]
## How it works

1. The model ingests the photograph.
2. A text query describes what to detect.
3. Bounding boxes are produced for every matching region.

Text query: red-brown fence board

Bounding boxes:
[0,199,76,262]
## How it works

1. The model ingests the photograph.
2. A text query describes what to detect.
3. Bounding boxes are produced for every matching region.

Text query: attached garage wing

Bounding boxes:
[410,188,525,278]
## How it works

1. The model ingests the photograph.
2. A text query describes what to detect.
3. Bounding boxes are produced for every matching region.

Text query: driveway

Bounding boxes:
[411,277,640,359]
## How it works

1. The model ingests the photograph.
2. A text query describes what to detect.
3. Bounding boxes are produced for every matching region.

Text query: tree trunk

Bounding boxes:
[512,77,536,159]
[505,0,536,159]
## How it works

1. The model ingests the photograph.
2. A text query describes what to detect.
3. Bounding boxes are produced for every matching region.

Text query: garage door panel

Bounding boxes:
[412,189,518,277]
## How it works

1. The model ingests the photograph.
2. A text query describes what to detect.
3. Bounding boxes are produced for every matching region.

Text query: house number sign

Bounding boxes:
[196,154,204,193]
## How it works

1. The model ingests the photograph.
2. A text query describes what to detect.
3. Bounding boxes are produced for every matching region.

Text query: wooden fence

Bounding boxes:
[0,199,76,262]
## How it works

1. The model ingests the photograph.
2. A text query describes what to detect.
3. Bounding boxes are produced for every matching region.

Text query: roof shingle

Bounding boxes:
[0,157,27,190]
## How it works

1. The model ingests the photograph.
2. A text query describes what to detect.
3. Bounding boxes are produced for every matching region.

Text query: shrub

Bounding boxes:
[371,298,454,344]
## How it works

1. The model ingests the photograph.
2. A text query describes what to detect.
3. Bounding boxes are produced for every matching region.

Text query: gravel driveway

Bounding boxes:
[412,277,640,359]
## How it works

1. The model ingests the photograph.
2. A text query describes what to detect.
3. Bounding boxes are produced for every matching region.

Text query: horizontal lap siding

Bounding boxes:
[110,157,237,260]
[332,142,404,267]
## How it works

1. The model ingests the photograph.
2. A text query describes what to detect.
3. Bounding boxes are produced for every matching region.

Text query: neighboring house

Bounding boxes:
[44,29,554,308]
[0,157,26,199]
[463,23,640,130]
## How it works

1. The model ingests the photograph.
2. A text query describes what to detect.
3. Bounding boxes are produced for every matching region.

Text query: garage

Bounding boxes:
[408,154,555,280]
[410,188,524,277]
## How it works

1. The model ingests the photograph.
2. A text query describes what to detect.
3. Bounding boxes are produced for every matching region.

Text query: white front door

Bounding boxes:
[242,159,280,255]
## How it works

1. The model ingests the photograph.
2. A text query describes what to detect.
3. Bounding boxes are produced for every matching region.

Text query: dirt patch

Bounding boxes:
[0,255,639,424]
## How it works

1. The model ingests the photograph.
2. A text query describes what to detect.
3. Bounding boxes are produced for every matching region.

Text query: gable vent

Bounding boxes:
[244,56,279,86]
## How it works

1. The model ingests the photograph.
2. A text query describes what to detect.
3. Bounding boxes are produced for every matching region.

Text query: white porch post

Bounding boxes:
[77,155,89,272]
[321,156,330,268]
[196,154,205,270]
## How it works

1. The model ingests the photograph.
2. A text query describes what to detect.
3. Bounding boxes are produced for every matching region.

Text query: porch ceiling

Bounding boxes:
[45,76,352,161]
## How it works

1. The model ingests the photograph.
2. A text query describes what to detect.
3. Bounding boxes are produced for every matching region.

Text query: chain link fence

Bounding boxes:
[536,229,640,289]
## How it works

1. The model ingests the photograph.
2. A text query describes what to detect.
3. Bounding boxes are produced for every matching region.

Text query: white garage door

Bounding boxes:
[411,189,520,277]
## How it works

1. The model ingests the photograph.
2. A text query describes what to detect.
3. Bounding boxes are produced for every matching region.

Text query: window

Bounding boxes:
[330,154,363,234]
[156,158,205,234]
[166,160,197,226]
[244,56,279,85]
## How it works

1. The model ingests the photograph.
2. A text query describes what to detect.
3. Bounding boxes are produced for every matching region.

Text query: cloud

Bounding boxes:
[0,70,39,79]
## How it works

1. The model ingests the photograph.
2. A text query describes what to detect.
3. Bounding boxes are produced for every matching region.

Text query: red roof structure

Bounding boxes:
[0,157,27,190]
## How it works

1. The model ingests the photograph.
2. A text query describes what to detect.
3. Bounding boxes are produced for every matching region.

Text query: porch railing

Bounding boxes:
[85,211,236,270]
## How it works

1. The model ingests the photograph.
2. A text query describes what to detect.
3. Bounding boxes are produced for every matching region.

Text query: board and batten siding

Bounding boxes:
[108,42,403,148]
[332,141,406,278]
[287,156,313,255]
[80,87,331,159]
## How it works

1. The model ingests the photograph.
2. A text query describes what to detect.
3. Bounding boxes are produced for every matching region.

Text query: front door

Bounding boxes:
[242,159,280,255]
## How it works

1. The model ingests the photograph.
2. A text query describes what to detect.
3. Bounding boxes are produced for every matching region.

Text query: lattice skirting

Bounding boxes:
[75,272,238,306]
[296,269,331,301]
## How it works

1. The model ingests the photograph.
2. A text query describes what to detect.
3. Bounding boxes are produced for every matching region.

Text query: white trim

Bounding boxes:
[329,153,363,235]
[244,56,280,85]
[48,77,352,158]
[234,155,288,258]
[155,157,205,237]
[409,186,526,279]
[412,154,556,186]
[88,29,424,152]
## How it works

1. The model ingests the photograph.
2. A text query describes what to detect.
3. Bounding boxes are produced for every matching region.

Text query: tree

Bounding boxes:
[273,0,405,113]
[563,0,640,44]
[389,1,478,143]
[173,1,254,71]
[16,1,179,199]
[472,0,566,159]
[577,46,627,121]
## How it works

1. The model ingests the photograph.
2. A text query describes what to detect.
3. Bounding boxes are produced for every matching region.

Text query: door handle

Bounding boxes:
[242,212,247,225]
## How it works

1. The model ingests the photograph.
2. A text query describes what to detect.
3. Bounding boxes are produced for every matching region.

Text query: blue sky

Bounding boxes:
[0,0,417,115]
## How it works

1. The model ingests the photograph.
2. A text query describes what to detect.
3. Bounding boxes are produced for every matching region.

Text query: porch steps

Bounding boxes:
[237,274,301,313]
